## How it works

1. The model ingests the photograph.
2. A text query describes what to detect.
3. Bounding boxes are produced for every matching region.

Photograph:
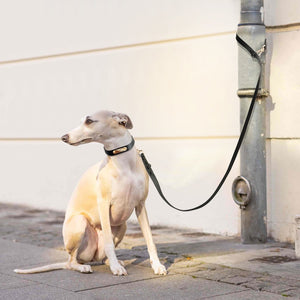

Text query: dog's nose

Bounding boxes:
[61,134,69,143]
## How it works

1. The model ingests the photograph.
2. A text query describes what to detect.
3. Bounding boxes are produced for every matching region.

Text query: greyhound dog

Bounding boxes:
[14,110,167,276]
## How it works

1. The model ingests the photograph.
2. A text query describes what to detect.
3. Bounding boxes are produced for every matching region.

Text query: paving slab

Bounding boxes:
[241,279,295,294]
[280,288,300,298]
[0,238,67,272]
[0,273,35,290]
[0,203,64,249]
[78,274,247,300]
[204,289,287,299]
[12,262,166,292]
[1,203,300,299]
[199,246,300,280]
[0,283,89,300]
[156,238,286,258]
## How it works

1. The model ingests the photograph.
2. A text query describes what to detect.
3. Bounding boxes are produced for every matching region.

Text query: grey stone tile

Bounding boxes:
[189,268,234,281]
[260,275,300,288]
[220,275,252,285]
[280,288,300,298]
[12,262,163,292]
[169,261,225,275]
[78,274,247,300]
[199,247,300,280]
[169,264,208,275]
[205,290,287,299]
[0,283,90,300]
[241,279,292,294]
[1,203,299,300]
[0,273,35,290]
[0,238,67,272]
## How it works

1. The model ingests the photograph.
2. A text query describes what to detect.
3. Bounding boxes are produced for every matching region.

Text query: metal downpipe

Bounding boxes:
[237,0,267,243]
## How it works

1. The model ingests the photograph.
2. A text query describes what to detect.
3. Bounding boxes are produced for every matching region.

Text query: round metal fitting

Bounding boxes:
[232,176,251,209]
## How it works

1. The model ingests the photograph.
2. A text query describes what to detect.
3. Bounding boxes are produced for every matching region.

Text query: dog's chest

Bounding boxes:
[112,173,146,204]
[109,173,147,225]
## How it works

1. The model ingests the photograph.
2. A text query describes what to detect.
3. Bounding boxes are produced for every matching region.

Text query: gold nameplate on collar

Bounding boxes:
[113,147,128,155]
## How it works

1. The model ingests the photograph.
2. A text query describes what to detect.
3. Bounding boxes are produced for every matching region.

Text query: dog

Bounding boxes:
[14,110,167,276]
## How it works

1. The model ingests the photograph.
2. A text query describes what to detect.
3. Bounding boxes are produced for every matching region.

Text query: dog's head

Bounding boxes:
[61,110,133,146]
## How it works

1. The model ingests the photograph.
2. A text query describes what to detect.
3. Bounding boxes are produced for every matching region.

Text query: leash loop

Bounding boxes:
[140,34,265,212]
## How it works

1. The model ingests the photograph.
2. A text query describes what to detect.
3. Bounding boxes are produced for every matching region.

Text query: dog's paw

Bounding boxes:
[110,263,128,276]
[118,260,125,267]
[79,265,93,273]
[152,262,167,275]
[104,259,125,267]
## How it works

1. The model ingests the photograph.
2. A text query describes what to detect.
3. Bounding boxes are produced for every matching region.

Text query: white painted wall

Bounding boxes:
[265,0,300,242]
[1,1,298,241]
[0,0,241,236]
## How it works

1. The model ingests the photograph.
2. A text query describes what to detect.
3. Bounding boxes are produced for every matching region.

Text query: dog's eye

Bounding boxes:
[85,118,94,125]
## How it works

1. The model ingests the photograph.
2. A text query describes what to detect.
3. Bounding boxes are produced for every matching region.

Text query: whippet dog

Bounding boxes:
[14,110,167,276]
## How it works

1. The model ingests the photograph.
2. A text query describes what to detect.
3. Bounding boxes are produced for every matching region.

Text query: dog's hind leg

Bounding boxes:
[112,223,127,247]
[93,228,106,262]
[63,214,97,273]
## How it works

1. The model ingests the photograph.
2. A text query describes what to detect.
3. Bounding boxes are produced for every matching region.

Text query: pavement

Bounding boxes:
[0,203,300,299]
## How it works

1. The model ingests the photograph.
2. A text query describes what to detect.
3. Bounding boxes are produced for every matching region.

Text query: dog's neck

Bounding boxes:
[103,131,133,152]
[103,132,137,170]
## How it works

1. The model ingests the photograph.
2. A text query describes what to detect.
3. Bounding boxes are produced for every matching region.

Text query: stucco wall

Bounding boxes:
[1,1,298,241]
[265,0,300,242]
[0,0,241,236]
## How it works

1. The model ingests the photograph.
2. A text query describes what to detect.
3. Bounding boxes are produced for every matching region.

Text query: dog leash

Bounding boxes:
[138,34,266,212]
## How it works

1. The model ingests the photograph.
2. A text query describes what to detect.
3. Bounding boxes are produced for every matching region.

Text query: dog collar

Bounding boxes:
[104,137,135,156]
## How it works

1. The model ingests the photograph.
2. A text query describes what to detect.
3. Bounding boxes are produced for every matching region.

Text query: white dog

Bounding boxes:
[14,110,167,276]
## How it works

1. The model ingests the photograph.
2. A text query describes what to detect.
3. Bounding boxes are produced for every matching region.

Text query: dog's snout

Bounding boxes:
[61,134,69,143]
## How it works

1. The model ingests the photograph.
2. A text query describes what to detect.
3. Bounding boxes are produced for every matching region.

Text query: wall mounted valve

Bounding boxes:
[232,176,251,209]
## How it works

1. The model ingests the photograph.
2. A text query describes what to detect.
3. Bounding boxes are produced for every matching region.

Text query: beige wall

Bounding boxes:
[0,0,241,236]
[265,0,300,242]
[1,1,298,241]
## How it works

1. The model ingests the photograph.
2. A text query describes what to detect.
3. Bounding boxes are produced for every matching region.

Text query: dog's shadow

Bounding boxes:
[112,237,254,271]
[116,244,177,270]
[113,240,217,270]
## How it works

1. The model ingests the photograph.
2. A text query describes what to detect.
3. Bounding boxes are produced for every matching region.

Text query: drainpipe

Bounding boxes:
[236,0,267,243]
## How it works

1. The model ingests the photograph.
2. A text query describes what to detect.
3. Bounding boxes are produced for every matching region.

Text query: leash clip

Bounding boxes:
[137,148,144,155]
[256,40,266,57]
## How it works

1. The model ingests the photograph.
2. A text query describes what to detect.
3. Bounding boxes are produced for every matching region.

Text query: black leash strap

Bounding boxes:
[140,34,265,212]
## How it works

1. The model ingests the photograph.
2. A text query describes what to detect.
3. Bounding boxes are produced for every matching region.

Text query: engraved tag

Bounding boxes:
[113,147,127,155]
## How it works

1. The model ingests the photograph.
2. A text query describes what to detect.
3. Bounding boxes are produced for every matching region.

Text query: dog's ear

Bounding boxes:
[112,113,133,129]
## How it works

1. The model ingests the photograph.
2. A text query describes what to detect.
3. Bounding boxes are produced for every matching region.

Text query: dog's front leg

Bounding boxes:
[136,203,167,275]
[98,198,127,276]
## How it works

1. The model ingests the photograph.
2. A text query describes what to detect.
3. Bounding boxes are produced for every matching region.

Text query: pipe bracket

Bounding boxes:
[237,88,269,98]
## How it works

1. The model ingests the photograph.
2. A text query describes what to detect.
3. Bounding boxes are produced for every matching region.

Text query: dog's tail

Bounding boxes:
[14,262,67,274]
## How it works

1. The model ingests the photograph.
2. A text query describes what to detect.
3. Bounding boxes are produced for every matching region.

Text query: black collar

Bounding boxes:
[104,136,135,156]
